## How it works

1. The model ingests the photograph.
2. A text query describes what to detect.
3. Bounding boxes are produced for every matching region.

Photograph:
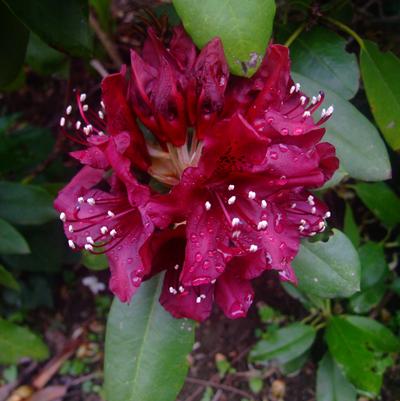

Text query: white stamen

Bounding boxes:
[101,100,105,109]
[204,201,211,211]
[299,225,305,232]
[232,230,241,239]
[169,286,177,295]
[85,244,94,251]
[87,197,96,205]
[321,108,326,118]
[326,105,334,116]
[66,105,72,115]
[291,203,297,209]
[261,199,267,209]
[307,195,315,205]
[68,240,75,249]
[310,232,317,236]
[83,104,89,112]
[318,221,325,230]
[107,210,115,217]
[80,93,87,102]
[302,111,311,118]
[179,286,185,293]
[300,96,307,105]
[68,225,74,233]
[59,212,66,222]
[59,117,65,127]
[300,219,307,225]
[86,236,94,244]
[249,244,258,253]
[324,211,331,218]
[248,191,256,199]
[75,120,81,130]
[317,93,322,101]
[290,85,296,94]
[196,296,202,304]
[100,226,108,235]
[211,279,216,284]
[98,111,104,119]
[110,229,117,237]
[311,207,316,214]
[257,220,268,230]
[174,264,180,270]
[98,131,105,136]
[311,96,317,104]
[231,217,240,227]
[295,83,301,92]
[200,294,206,299]
[78,196,84,204]
[228,196,236,205]
[228,184,235,191]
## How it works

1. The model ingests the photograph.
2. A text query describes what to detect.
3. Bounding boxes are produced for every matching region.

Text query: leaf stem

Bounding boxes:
[284,23,306,47]
[323,16,365,49]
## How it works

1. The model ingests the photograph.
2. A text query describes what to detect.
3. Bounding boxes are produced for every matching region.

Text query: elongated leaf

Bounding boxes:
[104,276,195,401]
[316,353,356,401]
[250,322,315,366]
[343,203,360,247]
[326,315,399,395]
[3,0,91,57]
[0,1,29,86]
[292,72,391,181]
[173,0,275,76]
[0,319,49,364]
[0,265,19,290]
[292,229,360,298]
[354,182,400,228]
[360,40,400,150]
[0,217,30,254]
[0,182,56,225]
[290,27,359,99]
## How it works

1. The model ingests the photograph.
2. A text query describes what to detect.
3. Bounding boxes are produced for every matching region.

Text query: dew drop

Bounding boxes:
[281,128,289,135]
[229,301,246,318]
[195,252,203,262]
[270,151,278,160]
[202,260,210,270]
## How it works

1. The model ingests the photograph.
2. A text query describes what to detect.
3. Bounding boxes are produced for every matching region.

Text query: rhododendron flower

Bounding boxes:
[55,26,338,321]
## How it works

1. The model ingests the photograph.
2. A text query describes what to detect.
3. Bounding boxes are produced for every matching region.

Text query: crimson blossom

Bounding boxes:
[55,26,338,321]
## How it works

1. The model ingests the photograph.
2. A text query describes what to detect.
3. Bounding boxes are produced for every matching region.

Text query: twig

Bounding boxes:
[90,59,109,78]
[89,13,123,68]
[185,377,255,400]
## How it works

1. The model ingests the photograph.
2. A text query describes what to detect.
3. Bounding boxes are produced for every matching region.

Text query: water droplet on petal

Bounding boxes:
[195,252,202,262]
[229,301,246,318]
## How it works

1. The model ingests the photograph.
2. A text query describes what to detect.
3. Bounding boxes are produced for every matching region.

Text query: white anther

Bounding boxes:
[231,217,240,227]
[248,191,256,199]
[66,105,72,115]
[59,117,65,127]
[107,210,115,217]
[179,286,185,293]
[321,108,326,118]
[318,221,325,230]
[169,287,177,295]
[324,211,331,218]
[86,236,94,245]
[299,225,305,232]
[110,229,117,237]
[257,220,268,230]
[87,197,96,205]
[311,96,317,104]
[300,96,307,105]
[261,199,267,209]
[174,264,180,270]
[85,244,94,251]
[300,219,307,225]
[311,207,316,214]
[100,226,108,235]
[307,195,315,205]
[211,279,216,284]
[317,93,322,101]
[83,104,89,112]
[326,105,334,116]
[68,225,74,233]
[228,184,235,191]
[98,131,105,136]
[196,296,202,304]
[75,120,81,130]
[232,230,241,239]
[302,111,311,118]
[290,85,296,94]
[68,240,76,249]
[200,294,206,299]
[291,203,297,209]
[249,244,258,253]
[59,212,66,222]
[78,196,84,204]
[83,126,90,135]
[228,196,236,205]
[80,93,87,102]
[100,100,105,109]
[310,232,317,236]
[295,83,301,92]
[204,201,211,211]
[98,111,104,119]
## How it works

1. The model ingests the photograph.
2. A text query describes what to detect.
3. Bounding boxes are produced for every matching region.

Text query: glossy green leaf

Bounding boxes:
[0,217,30,254]
[290,27,359,99]
[360,40,400,150]
[0,182,56,225]
[0,319,49,364]
[82,251,108,271]
[292,229,360,298]
[0,1,29,86]
[3,0,91,57]
[349,242,388,313]
[90,0,111,32]
[316,353,356,401]
[354,182,400,227]
[173,0,275,76]
[281,350,309,375]
[0,265,19,290]
[292,72,391,181]
[250,322,315,366]
[326,315,400,395]
[104,276,195,401]
[343,203,360,247]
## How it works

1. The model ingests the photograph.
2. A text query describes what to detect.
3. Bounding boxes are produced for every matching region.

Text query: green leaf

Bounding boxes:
[360,40,400,150]
[173,0,275,76]
[292,72,391,181]
[349,242,388,313]
[325,315,400,395]
[281,350,309,375]
[0,182,56,225]
[354,182,400,227]
[292,229,360,299]
[3,0,91,57]
[0,319,49,364]
[249,323,316,366]
[104,276,195,401]
[343,203,360,247]
[0,265,20,290]
[0,1,29,87]
[82,251,109,271]
[316,353,356,401]
[0,217,30,254]
[89,0,111,32]
[290,27,359,99]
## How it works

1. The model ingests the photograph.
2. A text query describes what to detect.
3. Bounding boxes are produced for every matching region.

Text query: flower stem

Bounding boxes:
[323,16,365,49]
[284,23,306,47]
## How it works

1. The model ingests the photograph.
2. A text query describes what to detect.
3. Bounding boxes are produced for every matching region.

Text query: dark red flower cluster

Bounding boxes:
[55,27,338,321]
